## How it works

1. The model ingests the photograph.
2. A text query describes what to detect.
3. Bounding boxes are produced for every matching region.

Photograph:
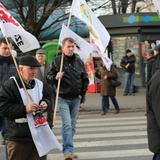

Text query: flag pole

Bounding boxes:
[4,37,34,113]
[53,11,72,126]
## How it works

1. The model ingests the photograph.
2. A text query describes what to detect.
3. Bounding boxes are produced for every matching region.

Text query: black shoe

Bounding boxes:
[123,94,127,96]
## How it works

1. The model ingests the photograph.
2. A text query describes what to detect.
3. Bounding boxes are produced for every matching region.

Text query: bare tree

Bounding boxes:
[1,0,73,41]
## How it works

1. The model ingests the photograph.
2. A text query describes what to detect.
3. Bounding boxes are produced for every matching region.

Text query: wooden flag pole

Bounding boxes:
[52,11,72,126]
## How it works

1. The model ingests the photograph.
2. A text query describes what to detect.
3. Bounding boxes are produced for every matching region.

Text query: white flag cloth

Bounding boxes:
[59,24,93,63]
[99,52,113,71]
[70,0,110,53]
[0,3,40,52]
[152,0,160,15]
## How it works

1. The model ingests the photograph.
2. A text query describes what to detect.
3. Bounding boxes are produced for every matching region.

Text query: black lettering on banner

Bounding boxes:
[14,34,24,46]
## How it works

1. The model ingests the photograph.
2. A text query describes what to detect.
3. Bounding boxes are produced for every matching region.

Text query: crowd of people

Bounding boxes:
[0,35,160,160]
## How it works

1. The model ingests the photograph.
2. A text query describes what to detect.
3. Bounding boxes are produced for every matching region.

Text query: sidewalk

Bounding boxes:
[79,87,146,114]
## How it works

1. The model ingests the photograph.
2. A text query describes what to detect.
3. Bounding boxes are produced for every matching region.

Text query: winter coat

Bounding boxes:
[46,54,89,99]
[146,56,155,83]
[0,74,51,141]
[100,65,118,96]
[120,54,136,73]
[146,69,160,153]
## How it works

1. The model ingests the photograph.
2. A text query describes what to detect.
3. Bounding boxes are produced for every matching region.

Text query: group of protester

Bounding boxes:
[0,37,89,160]
[0,35,160,160]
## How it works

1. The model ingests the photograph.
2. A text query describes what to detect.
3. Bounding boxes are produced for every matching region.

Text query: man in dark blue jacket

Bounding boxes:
[0,38,18,147]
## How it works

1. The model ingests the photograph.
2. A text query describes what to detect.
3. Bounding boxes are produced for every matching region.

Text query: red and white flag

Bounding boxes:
[58,24,93,63]
[70,0,110,53]
[0,3,40,52]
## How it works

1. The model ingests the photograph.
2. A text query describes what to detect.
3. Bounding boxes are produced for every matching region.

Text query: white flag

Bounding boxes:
[70,0,110,53]
[152,0,160,15]
[99,52,113,71]
[0,3,40,52]
[58,24,93,63]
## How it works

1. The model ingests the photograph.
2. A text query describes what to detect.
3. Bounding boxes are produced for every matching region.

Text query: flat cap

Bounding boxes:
[154,45,160,52]
[36,49,46,54]
[126,49,131,54]
[19,55,41,67]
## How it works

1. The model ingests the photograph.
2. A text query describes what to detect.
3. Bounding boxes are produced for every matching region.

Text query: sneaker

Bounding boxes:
[64,153,72,160]
[129,93,135,96]
[123,93,127,96]
[72,154,78,159]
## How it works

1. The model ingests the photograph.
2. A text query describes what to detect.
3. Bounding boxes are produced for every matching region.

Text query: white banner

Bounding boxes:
[70,0,110,53]
[0,3,40,52]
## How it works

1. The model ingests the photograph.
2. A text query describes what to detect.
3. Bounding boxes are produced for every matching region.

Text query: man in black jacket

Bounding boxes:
[120,49,136,96]
[47,37,89,160]
[146,68,160,160]
[0,55,51,160]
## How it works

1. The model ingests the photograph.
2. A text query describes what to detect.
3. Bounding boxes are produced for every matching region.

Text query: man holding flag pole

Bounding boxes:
[47,37,89,160]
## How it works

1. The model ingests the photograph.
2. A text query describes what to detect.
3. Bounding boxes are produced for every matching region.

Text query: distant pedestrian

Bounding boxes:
[99,63,120,115]
[120,49,136,96]
[146,49,154,83]
[152,45,160,75]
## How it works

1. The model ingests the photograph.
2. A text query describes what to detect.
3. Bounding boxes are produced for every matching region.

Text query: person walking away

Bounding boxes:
[99,63,120,115]
[35,48,55,129]
[120,49,136,96]
[47,37,89,160]
[146,49,154,84]
[0,55,51,160]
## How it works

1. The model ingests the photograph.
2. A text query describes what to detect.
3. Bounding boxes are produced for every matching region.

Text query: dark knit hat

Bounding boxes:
[35,49,46,55]
[147,49,154,55]
[19,55,41,67]
[154,45,160,52]
[126,49,131,54]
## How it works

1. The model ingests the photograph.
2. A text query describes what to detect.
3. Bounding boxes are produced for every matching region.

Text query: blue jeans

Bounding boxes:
[58,97,80,155]
[153,153,160,160]
[124,72,135,94]
[102,96,120,112]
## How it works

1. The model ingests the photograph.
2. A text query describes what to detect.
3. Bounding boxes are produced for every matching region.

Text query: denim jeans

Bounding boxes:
[58,97,80,155]
[102,96,120,112]
[153,153,160,160]
[124,72,135,94]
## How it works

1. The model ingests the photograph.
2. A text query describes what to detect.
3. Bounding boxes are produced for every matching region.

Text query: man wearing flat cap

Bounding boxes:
[0,55,51,160]
[35,49,55,129]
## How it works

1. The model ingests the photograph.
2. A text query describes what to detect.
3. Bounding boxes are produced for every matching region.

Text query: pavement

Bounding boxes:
[79,87,146,114]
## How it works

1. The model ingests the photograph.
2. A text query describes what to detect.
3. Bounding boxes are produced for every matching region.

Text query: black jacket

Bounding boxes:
[0,74,51,141]
[120,54,136,73]
[146,56,155,83]
[0,55,18,86]
[146,69,160,153]
[46,54,89,99]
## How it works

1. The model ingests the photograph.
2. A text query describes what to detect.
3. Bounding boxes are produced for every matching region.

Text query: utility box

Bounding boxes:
[42,41,59,63]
